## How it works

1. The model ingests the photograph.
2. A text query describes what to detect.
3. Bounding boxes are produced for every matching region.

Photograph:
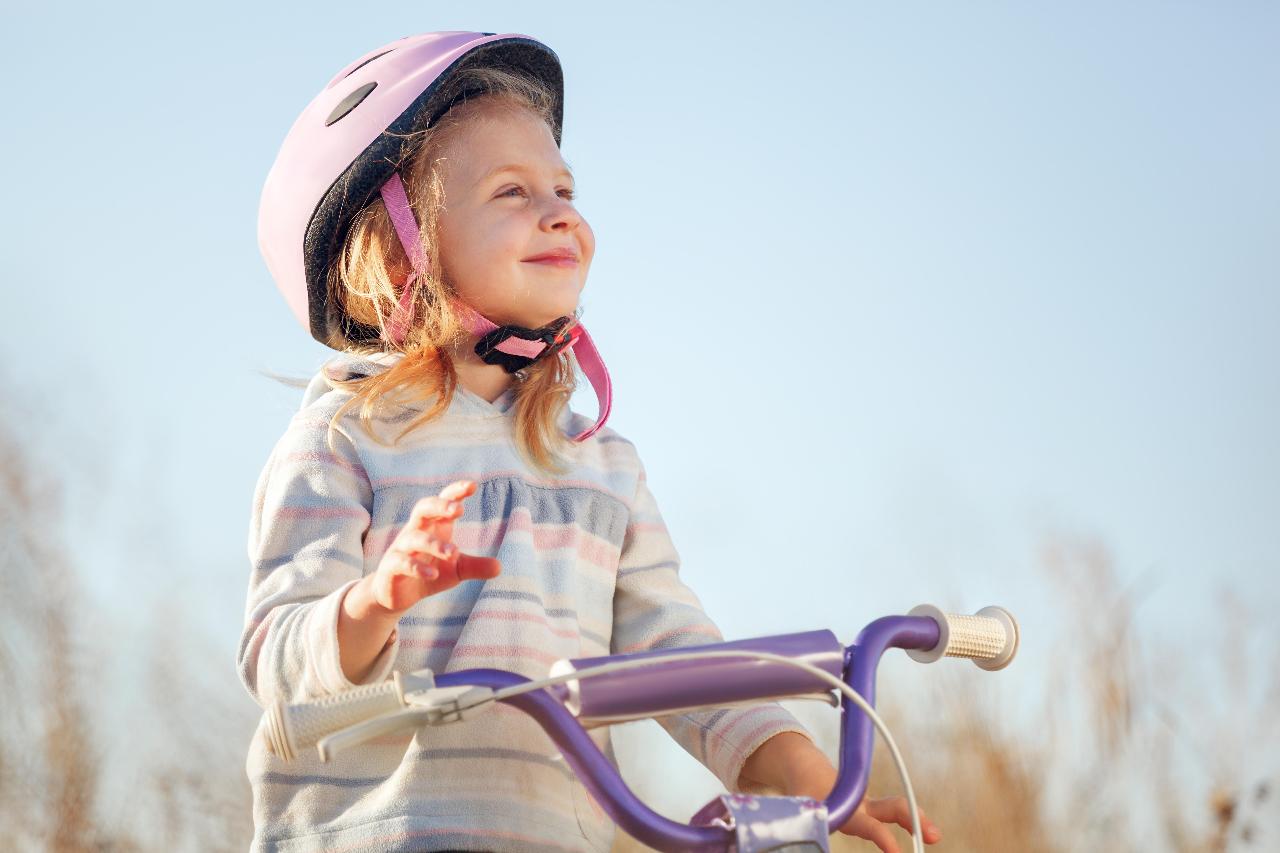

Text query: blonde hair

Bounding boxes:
[325,66,577,474]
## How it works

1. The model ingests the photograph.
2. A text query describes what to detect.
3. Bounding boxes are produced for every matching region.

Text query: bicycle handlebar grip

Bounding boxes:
[905,604,1019,670]
[264,675,407,761]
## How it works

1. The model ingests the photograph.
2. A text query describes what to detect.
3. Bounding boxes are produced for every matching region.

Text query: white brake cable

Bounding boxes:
[487,649,924,853]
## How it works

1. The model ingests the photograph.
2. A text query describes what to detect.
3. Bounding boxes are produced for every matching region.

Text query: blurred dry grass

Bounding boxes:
[0,405,254,851]
[1,395,1274,851]
[840,536,1276,853]
[614,538,1276,853]
[0,407,97,849]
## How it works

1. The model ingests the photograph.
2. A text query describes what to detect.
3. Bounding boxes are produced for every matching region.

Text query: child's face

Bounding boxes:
[436,101,594,331]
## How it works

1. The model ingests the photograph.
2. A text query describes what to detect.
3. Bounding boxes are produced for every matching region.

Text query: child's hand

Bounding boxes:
[741,734,940,853]
[370,480,501,613]
[839,796,941,853]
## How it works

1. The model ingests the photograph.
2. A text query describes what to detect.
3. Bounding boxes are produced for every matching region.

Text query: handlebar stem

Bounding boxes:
[434,669,731,851]
[825,615,940,831]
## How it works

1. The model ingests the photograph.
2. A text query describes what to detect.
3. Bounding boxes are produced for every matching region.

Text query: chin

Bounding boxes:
[489,300,574,330]
[527,293,583,327]
[528,305,579,328]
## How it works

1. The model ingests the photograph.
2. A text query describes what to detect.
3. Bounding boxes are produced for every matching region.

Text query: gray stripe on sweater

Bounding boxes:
[256,547,364,575]
[415,746,574,778]
[377,481,630,548]
[617,559,678,578]
[698,708,732,761]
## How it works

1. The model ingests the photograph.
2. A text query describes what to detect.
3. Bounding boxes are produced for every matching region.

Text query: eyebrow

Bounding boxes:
[475,162,575,188]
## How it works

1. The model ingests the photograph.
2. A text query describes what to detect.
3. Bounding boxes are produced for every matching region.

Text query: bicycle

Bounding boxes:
[265,604,1019,853]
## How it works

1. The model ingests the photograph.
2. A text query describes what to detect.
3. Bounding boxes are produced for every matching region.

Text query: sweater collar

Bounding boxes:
[306,350,517,416]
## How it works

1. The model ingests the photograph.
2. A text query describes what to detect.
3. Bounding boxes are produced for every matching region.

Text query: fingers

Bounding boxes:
[396,532,455,577]
[409,480,476,539]
[438,479,477,502]
[864,798,941,844]
[376,535,450,610]
[410,495,463,530]
[842,799,941,853]
[849,813,900,853]
[456,554,502,581]
[394,532,498,585]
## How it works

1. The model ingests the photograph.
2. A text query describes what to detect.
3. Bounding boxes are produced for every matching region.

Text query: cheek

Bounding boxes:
[435,216,462,276]
[579,219,597,264]
[439,217,519,288]
[466,215,526,264]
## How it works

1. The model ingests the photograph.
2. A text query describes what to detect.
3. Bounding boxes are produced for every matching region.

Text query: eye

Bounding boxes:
[496,185,577,201]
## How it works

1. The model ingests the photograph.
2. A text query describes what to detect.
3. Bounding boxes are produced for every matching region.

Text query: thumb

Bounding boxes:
[456,554,502,581]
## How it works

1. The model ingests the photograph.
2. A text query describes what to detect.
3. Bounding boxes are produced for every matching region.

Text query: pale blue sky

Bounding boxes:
[3,0,1277,831]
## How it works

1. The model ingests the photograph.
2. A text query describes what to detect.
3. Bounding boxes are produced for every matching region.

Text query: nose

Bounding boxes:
[540,194,583,233]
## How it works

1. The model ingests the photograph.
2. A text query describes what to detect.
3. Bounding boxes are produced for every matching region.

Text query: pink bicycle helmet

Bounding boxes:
[257,31,611,441]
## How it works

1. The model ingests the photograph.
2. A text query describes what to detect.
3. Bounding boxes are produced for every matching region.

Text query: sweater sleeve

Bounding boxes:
[610,461,813,793]
[237,405,399,709]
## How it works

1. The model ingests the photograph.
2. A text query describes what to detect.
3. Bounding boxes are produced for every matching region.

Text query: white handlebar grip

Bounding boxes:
[905,604,1019,670]
[265,675,407,761]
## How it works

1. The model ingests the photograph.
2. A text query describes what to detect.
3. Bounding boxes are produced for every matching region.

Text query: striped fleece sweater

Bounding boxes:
[237,351,811,852]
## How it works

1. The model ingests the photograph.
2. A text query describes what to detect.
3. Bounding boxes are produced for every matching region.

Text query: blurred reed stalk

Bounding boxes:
[0,413,98,849]
[845,535,1275,853]
[0,394,253,851]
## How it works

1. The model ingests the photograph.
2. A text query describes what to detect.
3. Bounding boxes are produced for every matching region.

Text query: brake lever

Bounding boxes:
[315,686,497,762]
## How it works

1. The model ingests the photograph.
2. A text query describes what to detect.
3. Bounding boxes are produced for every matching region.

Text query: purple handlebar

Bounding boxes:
[828,616,941,828]
[560,630,845,720]
[435,668,729,850]
[435,615,941,852]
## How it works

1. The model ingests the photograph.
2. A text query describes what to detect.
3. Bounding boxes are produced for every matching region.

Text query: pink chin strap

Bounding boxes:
[378,173,612,442]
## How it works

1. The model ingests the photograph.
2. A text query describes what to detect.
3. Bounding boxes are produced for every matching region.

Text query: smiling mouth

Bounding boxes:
[522,257,579,268]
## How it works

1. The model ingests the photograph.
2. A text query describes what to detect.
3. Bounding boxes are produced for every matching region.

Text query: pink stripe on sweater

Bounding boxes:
[702,708,790,769]
[366,516,620,574]
[451,644,561,665]
[626,522,666,535]
[709,707,759,743]
[398,637,458,651]
[492,508,621,564]
[722,718,798,773]
[274,506,368,520]
[241,610,278,693]
[399,618,610,653]
[619,623,721,654]
[469,610,580,638]
[283,450,369,478]
[370,469,632,505]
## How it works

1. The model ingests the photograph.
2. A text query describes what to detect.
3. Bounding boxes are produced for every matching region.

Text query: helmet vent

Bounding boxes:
[325,82,378,127]
[343,49,393,80]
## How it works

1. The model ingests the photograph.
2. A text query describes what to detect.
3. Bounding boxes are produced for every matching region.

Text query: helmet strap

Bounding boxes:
[376,172,612,441]
[473,315,580,374]
[378,173,427,345]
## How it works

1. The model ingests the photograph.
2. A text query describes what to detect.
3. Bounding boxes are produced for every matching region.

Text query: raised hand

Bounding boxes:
[370,479,502,614]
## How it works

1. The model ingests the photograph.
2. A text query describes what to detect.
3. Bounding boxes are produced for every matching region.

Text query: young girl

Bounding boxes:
[241,30,940,853]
